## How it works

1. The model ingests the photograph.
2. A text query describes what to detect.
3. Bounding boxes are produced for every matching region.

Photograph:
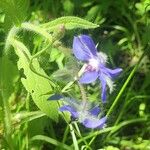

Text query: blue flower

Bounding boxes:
[73,35,122,102]
[49,95,106,129]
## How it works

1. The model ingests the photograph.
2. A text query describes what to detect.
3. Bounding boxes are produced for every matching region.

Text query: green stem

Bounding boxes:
[1,58,14,150]
[29,43,56,87]
[73,122,91,149]
[69,124,79,150]
[115,95,150,125]
[88,136,96,148]
[106,51,145,117]
[77,117,148,145]
[61,64,87,93]
[62,125,69,144]
[77,81,87,102]
[24,93,30,150]
[57,103,79,150]
[106,95,150,140]
[106,117,148,138]
[106,67,136,117]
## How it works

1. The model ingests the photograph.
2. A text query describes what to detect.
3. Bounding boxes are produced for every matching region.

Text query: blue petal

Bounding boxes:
[79,71,98,84]
[99,65,112,78]
[89,106,100,116]
[82,116,106,129]
[99,76,107,102]
[59,105,78,118]
[105,68,122,78]
[48,94,63,100]
[73,35,97,61]
[79,35,97,56]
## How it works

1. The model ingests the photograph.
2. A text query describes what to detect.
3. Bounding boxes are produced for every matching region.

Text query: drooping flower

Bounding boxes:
[73,35,122,102]
[49,94,106,129]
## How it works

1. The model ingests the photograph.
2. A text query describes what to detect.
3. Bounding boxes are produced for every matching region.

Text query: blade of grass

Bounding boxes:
[106,50,146,117]
[31,135,71,150]
[77,117,148,145]
[1,59,14,150]
[69,124,79,150]
[62,125,70,144]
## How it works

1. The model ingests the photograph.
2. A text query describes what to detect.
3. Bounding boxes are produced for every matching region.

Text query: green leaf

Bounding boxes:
[12,40,59,121]
[0,0,29,30]
[41,16,99,31]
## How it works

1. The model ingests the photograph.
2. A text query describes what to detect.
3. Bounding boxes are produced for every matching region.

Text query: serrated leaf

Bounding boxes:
[41,16,99,31]
[0,0,29,30]
[12,40,58,121]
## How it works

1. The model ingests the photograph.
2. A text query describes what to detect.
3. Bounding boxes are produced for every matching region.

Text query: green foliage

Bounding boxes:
[62,0,74,15]
[0,55,18,100]
[0,55,18,149]
[0,0,150,149]
[0,0,29,30]
[31,135,71,150]
[135,0,150,16]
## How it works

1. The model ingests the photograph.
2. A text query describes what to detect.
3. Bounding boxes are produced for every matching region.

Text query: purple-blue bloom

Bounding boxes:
[49,95,106,129]
[73,35,122,102]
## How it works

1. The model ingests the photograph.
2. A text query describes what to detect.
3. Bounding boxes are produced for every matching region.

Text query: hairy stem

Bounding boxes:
[61,64,87,93]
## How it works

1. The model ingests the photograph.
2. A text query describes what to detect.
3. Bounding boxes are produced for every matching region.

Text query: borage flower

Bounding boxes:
[73,35,122,102]
[49,95,106,129]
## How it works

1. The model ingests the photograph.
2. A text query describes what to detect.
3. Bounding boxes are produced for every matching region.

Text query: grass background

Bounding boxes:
[0,0,150,149]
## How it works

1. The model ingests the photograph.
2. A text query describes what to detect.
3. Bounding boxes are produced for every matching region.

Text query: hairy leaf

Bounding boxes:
[12,40,58,120]
[41,16,99,31]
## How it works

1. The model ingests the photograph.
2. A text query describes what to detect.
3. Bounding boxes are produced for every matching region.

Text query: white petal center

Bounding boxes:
[97,52,108,64]
[88,58,100,71]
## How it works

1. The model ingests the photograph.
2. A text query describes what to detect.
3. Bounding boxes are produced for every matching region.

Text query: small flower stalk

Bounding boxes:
[73,35,122,102]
